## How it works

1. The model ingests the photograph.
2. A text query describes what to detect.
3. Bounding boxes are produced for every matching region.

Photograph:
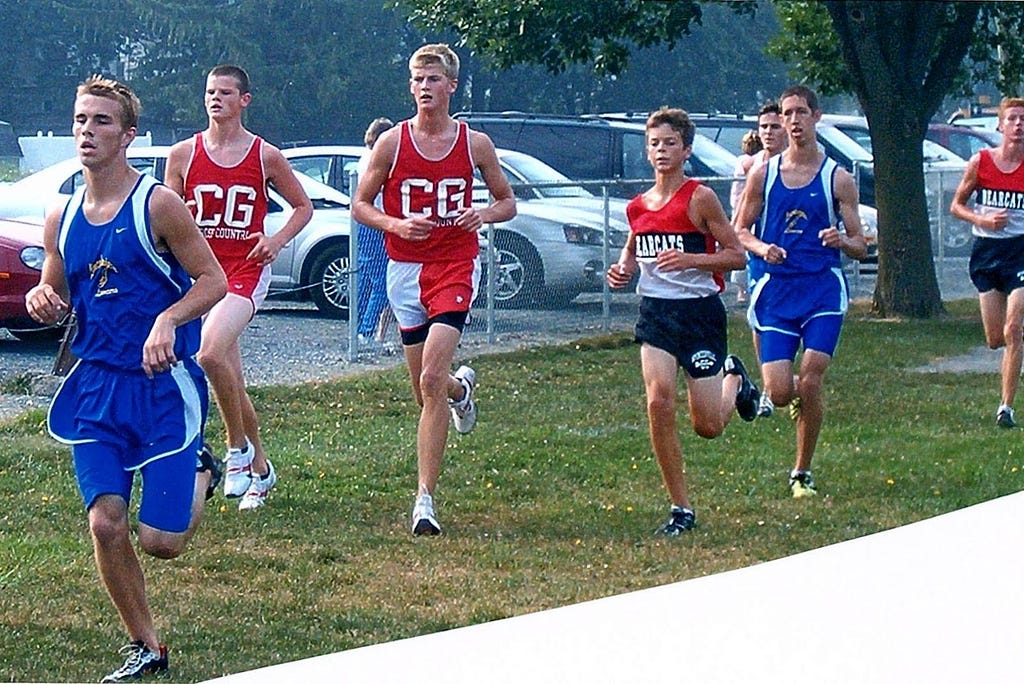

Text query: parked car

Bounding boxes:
[283,144,362,196]
[0,217,60,341]
[0,148,356,318]
[452,112,738,208]
[949,114,999,131]
[284,144,631,308]
[820,114,972,255]
[926,123,1001,161]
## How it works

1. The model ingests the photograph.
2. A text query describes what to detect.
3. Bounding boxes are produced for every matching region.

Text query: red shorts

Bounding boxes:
[386,259,480,331]
[220,257,271,309]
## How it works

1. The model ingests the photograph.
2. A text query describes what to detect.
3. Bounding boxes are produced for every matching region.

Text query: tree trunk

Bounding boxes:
[870,117,945,318]
[825,1,980,318]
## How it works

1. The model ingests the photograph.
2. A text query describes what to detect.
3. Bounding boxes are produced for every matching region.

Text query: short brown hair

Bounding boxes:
[645,107,695,147]
[758,100,781,118]
[76,75,141,130]
[409,44,460,80]
[780,85,819,112]
[364,117,394,148]
[208,64,251,94]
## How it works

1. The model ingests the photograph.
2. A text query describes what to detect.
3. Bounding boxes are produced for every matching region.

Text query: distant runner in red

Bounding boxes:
[951,96,1024,429]
[166,64,312,510]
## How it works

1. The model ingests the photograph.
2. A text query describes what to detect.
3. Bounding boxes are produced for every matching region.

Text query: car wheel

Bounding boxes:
[308,243,351,319]
[480,231,543,309]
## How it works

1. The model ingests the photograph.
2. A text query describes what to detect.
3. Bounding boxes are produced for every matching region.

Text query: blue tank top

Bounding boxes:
[760,155,840,276]
[58,174,201,371]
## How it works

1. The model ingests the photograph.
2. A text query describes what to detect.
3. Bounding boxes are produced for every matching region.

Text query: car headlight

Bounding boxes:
[563,224,628,248]
[20,245,45,271]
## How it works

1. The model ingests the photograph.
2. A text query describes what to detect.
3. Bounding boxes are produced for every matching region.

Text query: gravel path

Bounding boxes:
[0,297,638,422]
[0,260,983,423]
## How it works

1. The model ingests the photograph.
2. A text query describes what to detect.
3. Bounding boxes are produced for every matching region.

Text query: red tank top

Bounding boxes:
[183,133,269,263]
[382,120,478,263]
[627,179,724,294]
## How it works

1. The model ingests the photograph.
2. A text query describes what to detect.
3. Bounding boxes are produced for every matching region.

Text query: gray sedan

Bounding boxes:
[284,145,630,308]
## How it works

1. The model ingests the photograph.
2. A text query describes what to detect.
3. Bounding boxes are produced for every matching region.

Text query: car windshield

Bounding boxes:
[498,150,593,199]
[833,123,963,162]
[691,134,738,177]
[818,125,874,163]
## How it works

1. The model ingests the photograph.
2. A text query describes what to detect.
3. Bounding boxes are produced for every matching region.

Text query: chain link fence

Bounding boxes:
[344,173,902,361]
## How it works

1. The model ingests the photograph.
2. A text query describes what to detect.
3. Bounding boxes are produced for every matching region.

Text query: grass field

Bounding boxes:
[1,299,1020,682]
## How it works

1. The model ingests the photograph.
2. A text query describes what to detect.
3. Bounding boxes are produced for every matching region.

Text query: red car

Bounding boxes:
[926,123,1001,160]
[0,217,60,341]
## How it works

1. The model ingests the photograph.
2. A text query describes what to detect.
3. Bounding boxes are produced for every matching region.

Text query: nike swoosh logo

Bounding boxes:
[115,227,127,234]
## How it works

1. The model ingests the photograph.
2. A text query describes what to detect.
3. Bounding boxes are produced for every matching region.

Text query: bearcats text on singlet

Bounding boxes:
[382,120,478,263]
[973,148,1024,238]
[627,179,723,299]
[183,133,269,263]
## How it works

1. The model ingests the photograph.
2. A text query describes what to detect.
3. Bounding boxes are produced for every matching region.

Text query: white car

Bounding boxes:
[819,114,972,255]
[0,147,355,318]
[284,145,632,308]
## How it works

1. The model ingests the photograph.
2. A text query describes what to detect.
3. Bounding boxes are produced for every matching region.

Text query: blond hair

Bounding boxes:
[76,75,141,130]
[741,130,763,156]
[409,44,460,80]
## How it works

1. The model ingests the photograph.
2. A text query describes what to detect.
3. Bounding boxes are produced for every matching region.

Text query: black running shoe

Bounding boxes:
[101,641,168,682]
[656,507,696,536]
[197,442,223,501]
[725,354,760,422]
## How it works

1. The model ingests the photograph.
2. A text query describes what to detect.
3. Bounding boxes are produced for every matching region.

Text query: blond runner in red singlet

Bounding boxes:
[353,44,516,536]
[951,96,1024,429]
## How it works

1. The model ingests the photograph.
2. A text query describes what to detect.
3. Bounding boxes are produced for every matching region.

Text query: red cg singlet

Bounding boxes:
[382,120,477,263]
[183,133,270,267]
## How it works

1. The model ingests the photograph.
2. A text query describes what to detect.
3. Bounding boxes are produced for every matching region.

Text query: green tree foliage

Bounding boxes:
[766,1,1024,317]
[455,1,787,116]
[401,0,753,74]
[3,1,430,145]
[2,1,788,147]
[403,0,1024,318]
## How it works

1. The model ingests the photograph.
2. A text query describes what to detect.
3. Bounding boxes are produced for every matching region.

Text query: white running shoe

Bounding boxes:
[238,460,277,511]
[411,492,441,535]
[757,392,775,418]
[223,439,254,498]
[450,365,477,434]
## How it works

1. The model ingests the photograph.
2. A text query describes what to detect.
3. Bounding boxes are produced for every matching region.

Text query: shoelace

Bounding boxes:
[111,643,155,675]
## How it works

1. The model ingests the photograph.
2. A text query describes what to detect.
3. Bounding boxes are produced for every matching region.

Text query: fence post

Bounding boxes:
[601,182,613,330]
[935,171,946,283]
[347,169,360,363]
[483,221,496,344]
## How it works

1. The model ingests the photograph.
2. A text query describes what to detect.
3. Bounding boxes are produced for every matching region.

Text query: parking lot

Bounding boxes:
[0,256,978,421]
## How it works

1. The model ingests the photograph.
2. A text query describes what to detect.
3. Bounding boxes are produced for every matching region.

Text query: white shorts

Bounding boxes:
[386,258,480,331]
